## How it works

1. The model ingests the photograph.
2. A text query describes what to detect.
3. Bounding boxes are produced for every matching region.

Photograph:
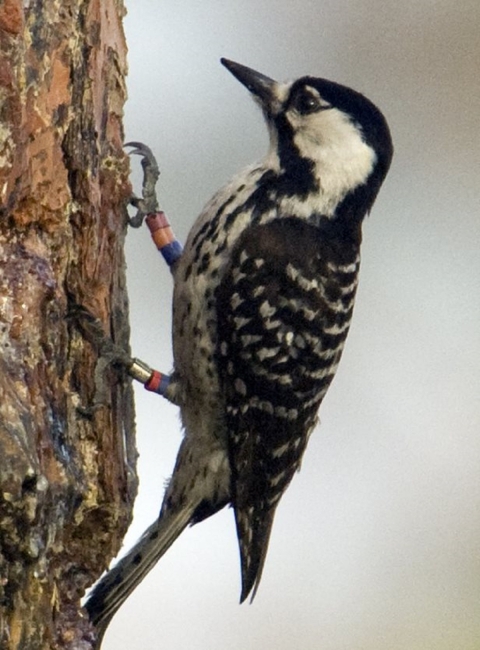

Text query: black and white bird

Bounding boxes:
[86,58,393,637]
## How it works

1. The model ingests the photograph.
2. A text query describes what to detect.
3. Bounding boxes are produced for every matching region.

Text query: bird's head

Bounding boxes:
[221,58,393,218]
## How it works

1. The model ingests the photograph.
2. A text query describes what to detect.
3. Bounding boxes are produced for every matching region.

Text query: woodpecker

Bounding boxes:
[86,59,393,637]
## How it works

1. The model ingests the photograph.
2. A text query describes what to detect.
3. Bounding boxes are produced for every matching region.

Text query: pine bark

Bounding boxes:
[0,1,137,647]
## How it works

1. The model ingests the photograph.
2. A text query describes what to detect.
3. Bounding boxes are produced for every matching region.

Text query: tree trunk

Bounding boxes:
[0,1,137,647]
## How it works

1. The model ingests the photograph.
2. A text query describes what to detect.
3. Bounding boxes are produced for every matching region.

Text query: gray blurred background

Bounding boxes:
[104,1,480,648]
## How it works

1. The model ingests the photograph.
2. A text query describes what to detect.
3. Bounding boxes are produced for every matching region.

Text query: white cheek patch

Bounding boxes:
[290,108,377,209]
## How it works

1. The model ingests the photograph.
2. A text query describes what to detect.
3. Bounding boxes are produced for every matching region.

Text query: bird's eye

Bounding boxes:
[292,89,328,115]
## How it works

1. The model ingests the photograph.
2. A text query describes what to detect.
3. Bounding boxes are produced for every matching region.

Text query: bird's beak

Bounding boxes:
[221,58,278,114]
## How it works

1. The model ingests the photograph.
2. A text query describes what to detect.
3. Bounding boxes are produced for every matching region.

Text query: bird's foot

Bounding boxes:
[125,141,161,228]
[69,304,173,407]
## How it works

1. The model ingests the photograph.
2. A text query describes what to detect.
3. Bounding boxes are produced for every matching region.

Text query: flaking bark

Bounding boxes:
[0,1,137,647]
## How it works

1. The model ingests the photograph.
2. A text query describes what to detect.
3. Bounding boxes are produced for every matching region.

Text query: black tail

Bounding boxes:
[85,502,196,644]
[235,506,277,603]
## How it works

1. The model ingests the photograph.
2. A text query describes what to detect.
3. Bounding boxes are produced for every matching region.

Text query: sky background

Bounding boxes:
[102,1,480,648]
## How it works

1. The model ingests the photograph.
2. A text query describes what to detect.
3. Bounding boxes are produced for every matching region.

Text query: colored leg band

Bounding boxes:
[128,358,171,397]
[145,370,171,396]
[146,212,183,266]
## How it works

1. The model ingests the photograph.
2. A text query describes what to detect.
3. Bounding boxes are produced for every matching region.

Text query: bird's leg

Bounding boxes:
[125,142,183,268]
[71,144,184,410]
[69,305,174,407]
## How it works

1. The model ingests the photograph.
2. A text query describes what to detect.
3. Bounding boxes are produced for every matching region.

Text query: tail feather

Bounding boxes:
[85,502,196,642]
[236,507,277,603]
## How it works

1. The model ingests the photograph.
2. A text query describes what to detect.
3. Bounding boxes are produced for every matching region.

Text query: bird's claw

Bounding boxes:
[124,141,161,227]
[68,304,134,416]
[68,304,129,364]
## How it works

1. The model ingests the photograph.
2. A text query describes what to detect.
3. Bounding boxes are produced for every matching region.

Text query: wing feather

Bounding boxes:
[215,216,360,600]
